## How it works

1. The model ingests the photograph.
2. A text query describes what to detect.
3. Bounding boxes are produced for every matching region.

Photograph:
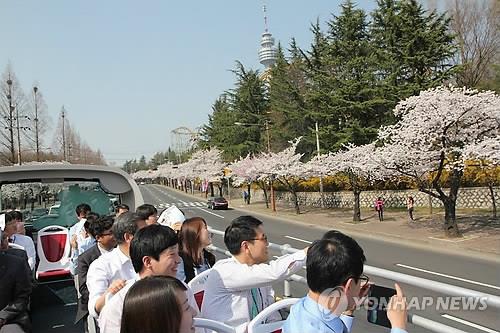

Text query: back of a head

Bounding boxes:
[120,276,186,333]
[130,224,178,273]
[306,231,366,293]
[115,203,130,213]
[136,204,157,220]
[9,210,23,221]
[112,212,144,244]
[179,217,206,263]
[76,203,92,217]
[89,215,114,238]
[224,215,262,255]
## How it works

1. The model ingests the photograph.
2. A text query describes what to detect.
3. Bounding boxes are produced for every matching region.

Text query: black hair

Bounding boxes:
[130,224,178,273]
[224,215,263,255]
[112,212,144,244]
[115,203,130,213]
[75,203,92,217]
[84,212,100,233]
[136,204,158,220]
[5,211,16,223]
[88,215,114,238]
[8,210,23,221]
[306,230,366,293]
[121,276,186,333]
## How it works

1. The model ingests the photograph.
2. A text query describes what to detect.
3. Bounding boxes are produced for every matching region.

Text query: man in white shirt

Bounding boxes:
[135,204,158,226]
[3,211,36,271]
[99,224,198,333]
[86,212,146,319]
[69,203,93,276]
[201,215,308,333]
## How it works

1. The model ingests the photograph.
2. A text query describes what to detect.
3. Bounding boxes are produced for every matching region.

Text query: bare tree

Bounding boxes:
[25,83,51,161]
[52,106,71,160]
[0,64,28,165]
[447,0,500,87]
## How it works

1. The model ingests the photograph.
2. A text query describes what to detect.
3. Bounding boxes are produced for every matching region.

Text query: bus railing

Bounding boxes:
[207,227,499,333]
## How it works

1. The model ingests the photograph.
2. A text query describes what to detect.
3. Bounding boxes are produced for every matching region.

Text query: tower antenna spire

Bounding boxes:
[258,2,276,70]
[263,4,268,32]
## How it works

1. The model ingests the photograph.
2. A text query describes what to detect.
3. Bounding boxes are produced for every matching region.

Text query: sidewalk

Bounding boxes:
[177,188,500,261]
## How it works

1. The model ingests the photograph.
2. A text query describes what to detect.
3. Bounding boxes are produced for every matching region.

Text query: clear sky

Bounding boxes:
[1,0,383,166]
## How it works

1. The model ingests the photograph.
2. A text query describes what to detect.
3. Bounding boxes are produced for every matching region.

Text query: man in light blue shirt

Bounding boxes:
[283,230,408,333]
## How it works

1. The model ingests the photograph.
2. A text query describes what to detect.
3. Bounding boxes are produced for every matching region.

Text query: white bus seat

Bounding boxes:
[193,318,236,333]
[247,298,300,333]
[36,225,71,279]
[188,268,213,310]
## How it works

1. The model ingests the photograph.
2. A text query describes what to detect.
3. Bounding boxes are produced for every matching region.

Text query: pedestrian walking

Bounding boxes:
[407,196,415,221]
[374,197,384,221]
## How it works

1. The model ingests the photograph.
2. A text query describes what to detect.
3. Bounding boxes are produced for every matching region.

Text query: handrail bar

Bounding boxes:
[208,227,500,309]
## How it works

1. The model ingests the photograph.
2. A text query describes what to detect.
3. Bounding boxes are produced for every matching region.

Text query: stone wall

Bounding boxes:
[231,187,498,209]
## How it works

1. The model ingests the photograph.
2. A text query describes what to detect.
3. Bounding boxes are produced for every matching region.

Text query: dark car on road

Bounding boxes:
[207,196,228,210]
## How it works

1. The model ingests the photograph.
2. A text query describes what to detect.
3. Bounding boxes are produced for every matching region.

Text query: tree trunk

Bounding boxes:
[247,184,251,204]
[218,184,223,197]
[488,184,497,219]
[353,189,361,222]
[209,183,214,197]
[443,198,461,237]
[291,188,300,214]
[260,181,269,209]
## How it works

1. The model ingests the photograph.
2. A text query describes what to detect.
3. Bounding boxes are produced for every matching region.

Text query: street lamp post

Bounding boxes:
[234,120,276,212]
[315,122,325,208]
[33,86,40,161]
[6,79,15,164]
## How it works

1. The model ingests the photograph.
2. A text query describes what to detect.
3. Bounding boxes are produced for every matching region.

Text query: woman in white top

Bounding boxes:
[176,217,215,283]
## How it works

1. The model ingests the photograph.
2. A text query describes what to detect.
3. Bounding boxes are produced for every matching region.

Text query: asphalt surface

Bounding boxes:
[142,184,500,333]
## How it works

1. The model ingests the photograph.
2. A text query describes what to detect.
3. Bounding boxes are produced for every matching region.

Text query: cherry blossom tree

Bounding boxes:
[463,137,500,218]
[229,154,266,205]
[256,138,309,214]
[319,143,386,222]
[373,86,500,237]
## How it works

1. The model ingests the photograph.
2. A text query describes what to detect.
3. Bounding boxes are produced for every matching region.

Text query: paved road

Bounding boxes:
[142,184,500,333]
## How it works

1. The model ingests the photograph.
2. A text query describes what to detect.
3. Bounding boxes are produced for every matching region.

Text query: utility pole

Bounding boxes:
[315,122,324,208]
[61,106,66,161]
[33,86,40,161]
[15,101,22,165]
[6,79,15,164]
[265,120,276,212]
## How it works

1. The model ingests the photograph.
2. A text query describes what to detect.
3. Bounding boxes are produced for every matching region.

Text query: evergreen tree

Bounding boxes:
[227,61,269,157]
[199,95,241,161]
[268,45,311,153]
[371,0,456,99]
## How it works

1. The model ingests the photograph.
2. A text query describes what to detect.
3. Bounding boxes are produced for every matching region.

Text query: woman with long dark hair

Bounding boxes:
[120,276,196,333]
[177,217,215,283]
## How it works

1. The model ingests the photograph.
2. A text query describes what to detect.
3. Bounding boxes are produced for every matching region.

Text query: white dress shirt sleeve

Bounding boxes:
[24,237,36,271]
[87,257,109,318]
[99,282,133,333]
[222,250,306,291]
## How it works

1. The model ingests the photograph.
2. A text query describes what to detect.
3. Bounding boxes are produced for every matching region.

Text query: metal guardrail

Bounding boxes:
[207,227,498,333]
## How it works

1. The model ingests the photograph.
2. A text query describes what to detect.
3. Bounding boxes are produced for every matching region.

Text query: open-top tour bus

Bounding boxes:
[0,163,144,332]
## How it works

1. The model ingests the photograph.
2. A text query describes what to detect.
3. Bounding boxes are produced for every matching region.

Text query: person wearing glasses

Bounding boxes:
[201,215,308,333]
[75,215,116,332]
[283,230,408,333]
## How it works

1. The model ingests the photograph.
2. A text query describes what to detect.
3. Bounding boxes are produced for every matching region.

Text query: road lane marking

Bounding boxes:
[441,314,499,333]
[284,236,312,244]
[196,208,225,218]
[395,264,500,290]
